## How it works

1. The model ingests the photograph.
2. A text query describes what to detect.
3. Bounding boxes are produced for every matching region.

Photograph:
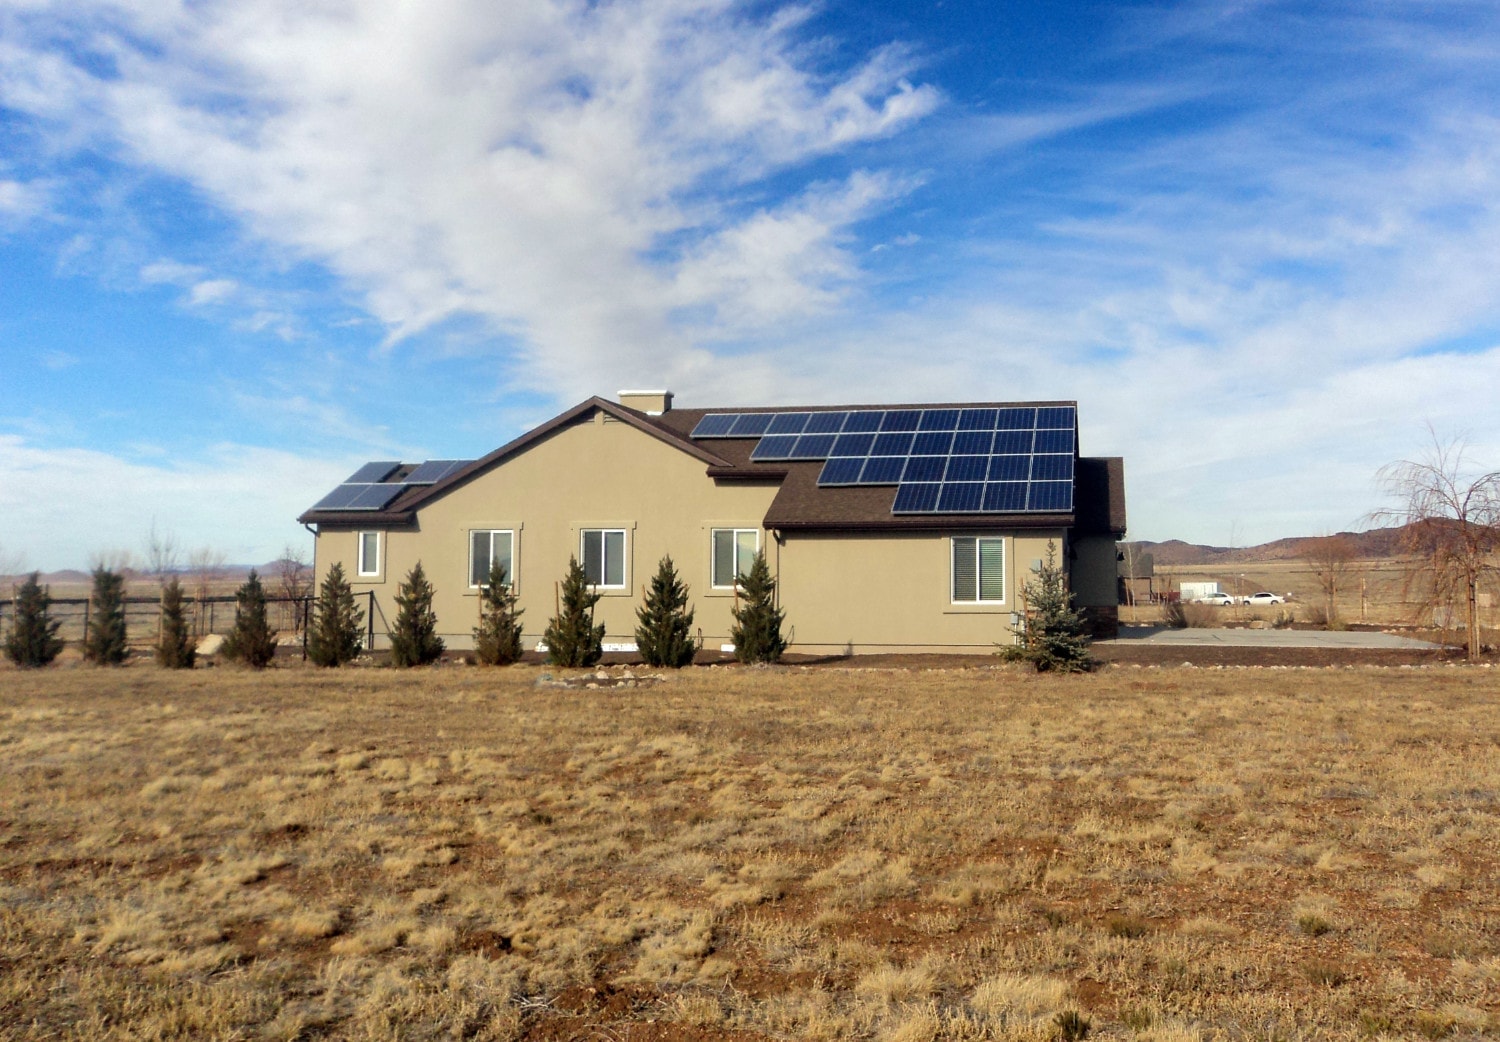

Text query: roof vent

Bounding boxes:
[618,389,673,415]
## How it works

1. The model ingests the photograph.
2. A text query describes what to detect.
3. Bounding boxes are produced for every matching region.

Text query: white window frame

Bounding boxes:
[468,529,516,590]
[711,528,761,589]
[580,528,628,589]
[951,536,1005,605]
[357,531,381,577]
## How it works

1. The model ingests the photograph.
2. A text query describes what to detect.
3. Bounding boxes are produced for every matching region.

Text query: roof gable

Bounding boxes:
[298,397,731,525]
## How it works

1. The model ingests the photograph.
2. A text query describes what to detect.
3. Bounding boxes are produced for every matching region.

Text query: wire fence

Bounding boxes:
[0,591,380,658]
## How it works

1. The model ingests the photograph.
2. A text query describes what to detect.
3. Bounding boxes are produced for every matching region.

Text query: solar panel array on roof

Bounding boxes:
[310,482,409,512]
[691,406,1078,515]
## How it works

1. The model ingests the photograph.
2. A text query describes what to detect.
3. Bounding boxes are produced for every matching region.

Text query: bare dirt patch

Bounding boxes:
[2,664,1498,1040]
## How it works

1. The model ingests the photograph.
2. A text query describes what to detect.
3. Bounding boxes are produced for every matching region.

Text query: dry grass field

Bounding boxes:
[2,663,1498,1041]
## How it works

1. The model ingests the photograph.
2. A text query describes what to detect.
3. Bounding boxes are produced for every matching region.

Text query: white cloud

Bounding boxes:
[187,277,237,305]
[0,434,351,570]
[0,177,46,218]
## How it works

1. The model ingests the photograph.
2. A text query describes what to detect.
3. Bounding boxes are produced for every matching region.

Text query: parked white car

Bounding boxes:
[1245,591,1285,605]
[1193,592,1235,606]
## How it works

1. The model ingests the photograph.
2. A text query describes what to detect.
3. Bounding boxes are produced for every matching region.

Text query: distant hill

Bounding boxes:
[1128,526,1410,567]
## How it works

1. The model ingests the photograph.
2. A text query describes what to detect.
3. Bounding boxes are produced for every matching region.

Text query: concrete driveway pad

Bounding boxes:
[1101,627,1446,649]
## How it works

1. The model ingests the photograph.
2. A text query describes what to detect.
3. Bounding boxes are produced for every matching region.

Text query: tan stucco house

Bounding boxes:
[298,391,1126,655]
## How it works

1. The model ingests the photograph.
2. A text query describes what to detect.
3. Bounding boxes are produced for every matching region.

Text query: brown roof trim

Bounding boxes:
[769,513,1076,533]
[705,466,788,480]
[298,397,732,524]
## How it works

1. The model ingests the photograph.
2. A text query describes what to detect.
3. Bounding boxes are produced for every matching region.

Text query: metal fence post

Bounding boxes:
[367,590,375,651]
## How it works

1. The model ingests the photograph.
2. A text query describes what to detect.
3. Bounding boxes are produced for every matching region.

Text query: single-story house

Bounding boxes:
[298,391,1126,655]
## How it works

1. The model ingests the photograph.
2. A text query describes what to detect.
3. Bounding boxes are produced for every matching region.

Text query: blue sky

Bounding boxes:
[3,0,1499,570]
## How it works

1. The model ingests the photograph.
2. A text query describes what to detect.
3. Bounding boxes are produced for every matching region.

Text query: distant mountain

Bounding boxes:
[1127,526,1410,567]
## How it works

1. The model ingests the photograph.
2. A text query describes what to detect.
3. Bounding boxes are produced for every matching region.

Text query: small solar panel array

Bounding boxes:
[691,406,1077,515]
[309,459,473,512]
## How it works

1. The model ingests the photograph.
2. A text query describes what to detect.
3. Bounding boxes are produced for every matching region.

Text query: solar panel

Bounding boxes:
[691,414,737,437]
[818,457,865,485]
[1033,428,1074,454]
[860,456,906,484]
[983,482,1028,512]
[804,411,848,434]
[912,431,954,456]
[312,485,365,511]
[767,412,810,435]
[918,409,960,431]
[944,455,989,482]
[988,455,1031,481]
[750,435,799,461]
[831,433,876,456]
[405,459,468,484]
[902,456,946,482]
[729,413,775,437]
[951,430,992,455]
[1028,481,1073,511]
[843,411,884,433]
[993,429,1034,454]
[1037,406,1075,429]
[892,482,940,512]
[793,433,837,458]
[938,482,985,512]
[995,408,1036,430]
[880,410,921,432]
[311,482,408,512]
[350,483,408,510]
[1030,454,1075,481]
[958,408,998,430]
[346,461,402,483]
[871,432,914,456]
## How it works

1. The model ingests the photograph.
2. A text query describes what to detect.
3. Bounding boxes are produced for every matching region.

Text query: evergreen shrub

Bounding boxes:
[389,562,444,667]
[308,563,364,667]
[222,569,278,669]
[473,562,525,665]
[635,555,697,668]
[543,556,604,667]
[729,552,785,664]
[4,572,63,668]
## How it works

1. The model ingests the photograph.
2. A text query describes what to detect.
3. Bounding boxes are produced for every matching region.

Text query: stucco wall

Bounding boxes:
[773,529,1066,653]
[316,411,778,650]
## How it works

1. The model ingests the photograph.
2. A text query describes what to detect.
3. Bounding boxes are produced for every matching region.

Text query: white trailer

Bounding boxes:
[1180,581,1222,602]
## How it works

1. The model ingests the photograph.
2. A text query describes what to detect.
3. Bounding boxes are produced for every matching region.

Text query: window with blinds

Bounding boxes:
[952,536,1005,603]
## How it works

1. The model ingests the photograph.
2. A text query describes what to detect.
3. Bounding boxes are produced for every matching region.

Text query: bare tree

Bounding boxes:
[0,544,26,586]
[1303,534,1358,626]
[143,519,181,587]
[274,543,313,634]
[1373,429,1500,661]
[188,546,228,635]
